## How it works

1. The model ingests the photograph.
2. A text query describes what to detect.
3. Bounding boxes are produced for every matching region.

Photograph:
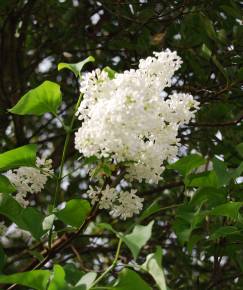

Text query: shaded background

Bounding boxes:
[0,0,243,289]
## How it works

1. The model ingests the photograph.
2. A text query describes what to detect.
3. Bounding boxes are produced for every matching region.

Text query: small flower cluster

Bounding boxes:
[5,157,53,207]
[88,185,143,220]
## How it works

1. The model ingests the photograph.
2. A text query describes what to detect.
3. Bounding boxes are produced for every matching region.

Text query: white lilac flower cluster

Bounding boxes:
[75,49,199,219]
[5,157,53,207]
[87,185,143,220]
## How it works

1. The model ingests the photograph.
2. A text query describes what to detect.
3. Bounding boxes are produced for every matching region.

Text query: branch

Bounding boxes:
[190,115,243,128]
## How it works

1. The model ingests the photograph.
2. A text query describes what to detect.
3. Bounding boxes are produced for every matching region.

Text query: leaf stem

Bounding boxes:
[52,92,83,208]
[91,238,122,287]
[49,92,83,248]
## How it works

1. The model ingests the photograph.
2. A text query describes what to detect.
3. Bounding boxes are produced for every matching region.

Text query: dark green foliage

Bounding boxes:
[0,1,243,290]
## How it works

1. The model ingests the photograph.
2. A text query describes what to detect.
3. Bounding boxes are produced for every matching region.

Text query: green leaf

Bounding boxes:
[236,143,243,158]
[236,68,243,82]
[187,234,202,253]
[173,204,205,243]
[139,199,161,221]
[213,157,231,187]
[0,175,15,193]
[48,265,90,290]
[63,264,84,286]
[200,14,217,40]
[190,187,227,208]
[0,144,37,172]
[210,202,243,220]
[97,222,121,244]
[173,218,192,244]
[201,43,212,59]
[0,192,22,223]
[101,164,112,176]
[212,55,228,81]
[0,0,9,8]
[217,29,227,44]
[9,81,62,116]
[103,66,117,79]
[98,222,154,260]
[0,192,45,239]
[58,56,95,77]
[122,221,154,259]
[20,207,46,239]
[97,223,117,234]
[48,265,67,290]
[168,154,206,177]
[0,269,50,290]
[185,171,218,188]
[42,214,55,231]
[181,14,205,46]
[221,5,242,18]
[84,156,98,165]
[55,199,91,228]
[141,247,166,290]
[113,268,151,290]
[210,226,240,240]
[231,162,243,180]
[75,272,97,289]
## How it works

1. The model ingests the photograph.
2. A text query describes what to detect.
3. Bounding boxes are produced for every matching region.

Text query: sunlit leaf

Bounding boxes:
[58,56,95,77]
[0,144,37,172]
[0,192,45,239]
[122,221,154,259]
[210,202,243,220]
[48,265,67,290]
[0,269,50,290]
[75,272,97,289]
[103,66,117,79]
[113,268,151,290]
[9,81,62,116]
[140,199,161,221]
[190,187,227,208]
[0,174,15,193]
[55,199,91,228]
[141,247,166,290]
[201,43,212,59]
[185,171,218,188]
[168,154,206,177]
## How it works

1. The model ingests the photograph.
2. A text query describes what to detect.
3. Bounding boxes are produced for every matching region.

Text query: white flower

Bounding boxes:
[87,184,117,209]
[75,49,199,183]
[4,157,53,207]
[87,185,143,219]
[15,192,29,208]
[110,189,144,220]
[87,186,100,205]
[36,157,54,176]
[99,185,118,209]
